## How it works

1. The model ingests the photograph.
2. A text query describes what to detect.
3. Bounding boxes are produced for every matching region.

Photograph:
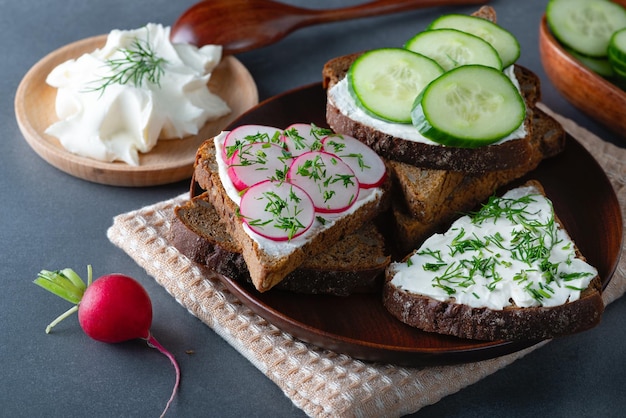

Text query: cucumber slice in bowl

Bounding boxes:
[411,65,526,148]
[404,28,502,72]
[568,47,615,78]
[609,28,626,74]
[347,48,444,123]
[428,13,520,68]
[547,0,626,58]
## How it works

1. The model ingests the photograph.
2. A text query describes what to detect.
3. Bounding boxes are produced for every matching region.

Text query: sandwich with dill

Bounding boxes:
[383,180,604,341]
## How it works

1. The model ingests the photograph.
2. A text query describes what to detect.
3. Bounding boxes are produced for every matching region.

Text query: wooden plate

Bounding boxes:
[539,4,626,140]
[213,83,622,366]
[14,35,258,187]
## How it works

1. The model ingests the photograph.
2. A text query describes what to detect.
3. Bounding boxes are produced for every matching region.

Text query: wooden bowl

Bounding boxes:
[539,8,626,139]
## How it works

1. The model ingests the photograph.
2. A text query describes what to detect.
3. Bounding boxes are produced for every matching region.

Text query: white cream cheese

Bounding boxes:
[389,185,598,310]
[328,65,526,146]
[46,23,231,165]
[213,132,383,258]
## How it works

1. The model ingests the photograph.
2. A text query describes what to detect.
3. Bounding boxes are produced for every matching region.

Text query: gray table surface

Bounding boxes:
[2,0,625,417]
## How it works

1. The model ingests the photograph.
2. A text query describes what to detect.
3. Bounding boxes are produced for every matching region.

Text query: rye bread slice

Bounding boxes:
[192,138,392,292]
[170,194,390,296]
[324,55,541,173]
[382,180,604,341]
[387,106,566,253]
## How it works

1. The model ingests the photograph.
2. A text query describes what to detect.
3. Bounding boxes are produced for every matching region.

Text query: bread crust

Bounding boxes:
[193,139,392,292]
[170,195,390,296]
[382,180,604,341]
[382,275,603,341]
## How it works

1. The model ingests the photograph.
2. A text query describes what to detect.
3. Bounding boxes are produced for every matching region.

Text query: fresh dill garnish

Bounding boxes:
[87,36,167,95]
[296,156,325,181]
[417,248,443,263]
[403,190,596,305]
[245,188,306,240]
[323,138,371,172]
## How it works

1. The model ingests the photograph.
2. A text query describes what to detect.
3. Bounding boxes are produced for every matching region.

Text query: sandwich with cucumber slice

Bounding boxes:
[325,7,534,173]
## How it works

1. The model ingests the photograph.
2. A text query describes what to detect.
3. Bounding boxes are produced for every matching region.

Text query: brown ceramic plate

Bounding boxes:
[15,35,258,187]
[215,83,622,366]
[539,2,626,140]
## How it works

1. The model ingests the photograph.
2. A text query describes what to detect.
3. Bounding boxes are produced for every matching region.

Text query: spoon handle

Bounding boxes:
[172,0,492,53]
[305,0,491,24]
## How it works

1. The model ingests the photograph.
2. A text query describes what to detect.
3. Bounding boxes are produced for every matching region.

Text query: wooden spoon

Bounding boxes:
[171,0,491,54]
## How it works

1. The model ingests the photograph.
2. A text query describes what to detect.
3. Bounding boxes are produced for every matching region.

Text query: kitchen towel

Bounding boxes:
[108,106,625,418]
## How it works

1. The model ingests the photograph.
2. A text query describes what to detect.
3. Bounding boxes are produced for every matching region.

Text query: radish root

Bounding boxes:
[147,334,180,418]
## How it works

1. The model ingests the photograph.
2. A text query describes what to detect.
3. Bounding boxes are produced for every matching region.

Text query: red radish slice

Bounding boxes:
[321,135,387,188]
[227,142,291,191]
[239,180,315,241]
[288,151,360,213]
[222,125,283,163]
[282,123,329,156]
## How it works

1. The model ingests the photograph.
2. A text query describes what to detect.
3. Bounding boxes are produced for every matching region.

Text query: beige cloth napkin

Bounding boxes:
[107,106,625,418]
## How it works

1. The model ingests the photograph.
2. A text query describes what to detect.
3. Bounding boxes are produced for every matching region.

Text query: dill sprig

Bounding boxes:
[244,187,306,241]
[87,36,167,95]
[324,139,370,172]
[225,131,284,159]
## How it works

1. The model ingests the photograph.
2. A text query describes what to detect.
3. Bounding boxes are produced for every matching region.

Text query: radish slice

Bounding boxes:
[222,125,284,163]
[288,151,360,213]
[321,135,387,188]
[227,142,290,191]
[239,180,315,241]
[282,123,330,156]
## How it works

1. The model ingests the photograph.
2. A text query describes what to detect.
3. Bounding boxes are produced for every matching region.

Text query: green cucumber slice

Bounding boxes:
[568,47,614,78]
[608,30,626,85]
[404,28,502,72]
[428,14,520,67]
[411,65,526,148]
[609,28,626,71]
[347,48,444,123]
[547,0,626,58]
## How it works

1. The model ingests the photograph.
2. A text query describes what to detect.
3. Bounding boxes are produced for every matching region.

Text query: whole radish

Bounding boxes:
[34,265,180,418]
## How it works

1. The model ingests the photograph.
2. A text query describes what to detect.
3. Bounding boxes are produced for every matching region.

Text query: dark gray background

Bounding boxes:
[2,0,624,416]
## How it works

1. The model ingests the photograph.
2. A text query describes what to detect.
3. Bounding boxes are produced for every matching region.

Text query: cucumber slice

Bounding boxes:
[568,47,614,78]
[608,30,626,84]
[347,48,444,123]
[609,27,626,71]
[404,28,502,72]
[547,0,626,58]
[428,14,520,67]
[411,65,526,148]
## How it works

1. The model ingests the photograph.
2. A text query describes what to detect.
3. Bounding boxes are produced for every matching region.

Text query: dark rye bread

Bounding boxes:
[324,55,541,173]
[192,139,392,292]
[383,180,604,341]
[170,194,390,296]
[389,105,566,253]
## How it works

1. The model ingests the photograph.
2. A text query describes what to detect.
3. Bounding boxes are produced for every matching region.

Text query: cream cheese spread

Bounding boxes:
[213,132,383,258]
[389,184,598,310]
[328,65,527,146]
[46,23,231,165]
